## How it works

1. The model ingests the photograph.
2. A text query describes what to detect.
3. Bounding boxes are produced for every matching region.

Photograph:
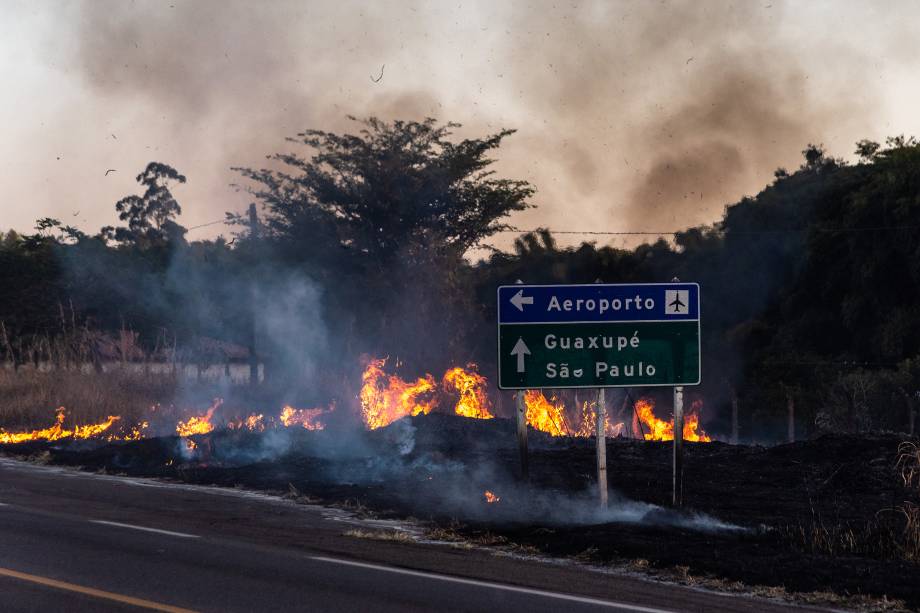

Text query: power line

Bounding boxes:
[186,218,231,231]
[185,216,920,236]
[502,225,920,236]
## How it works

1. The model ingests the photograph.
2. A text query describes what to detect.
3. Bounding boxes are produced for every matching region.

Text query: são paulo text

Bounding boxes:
[546,361,657,379]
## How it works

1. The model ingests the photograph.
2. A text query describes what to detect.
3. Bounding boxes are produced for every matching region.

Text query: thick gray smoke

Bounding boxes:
[21,0,910,249]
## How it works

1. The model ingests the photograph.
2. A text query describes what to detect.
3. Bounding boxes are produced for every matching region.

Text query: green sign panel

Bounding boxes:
[497,283,700,389]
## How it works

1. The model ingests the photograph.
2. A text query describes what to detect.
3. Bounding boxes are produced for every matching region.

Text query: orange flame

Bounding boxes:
[176,399,222,437]
[443,366,494,420]
[523,392,625,437]
[635,397,710,442]
[573,400,626,438]
[523,390,570,436]
[0,407,120,444]
[484,490,500,503]
[360,358,437,429]
[227,413,265,432]
[279,405,330,430]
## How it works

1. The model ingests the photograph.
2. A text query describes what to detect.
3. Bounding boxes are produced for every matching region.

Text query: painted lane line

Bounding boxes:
[90,520,200,539]
[0,566,198,613]
[309,556,678,613]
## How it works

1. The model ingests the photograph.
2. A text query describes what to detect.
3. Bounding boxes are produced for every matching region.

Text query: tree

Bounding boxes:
[854,139,880,163]
[103,162,187,247]
[234,117,534,269]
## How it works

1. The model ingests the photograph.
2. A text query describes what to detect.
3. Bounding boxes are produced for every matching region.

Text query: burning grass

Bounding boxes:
[1,412,918,607]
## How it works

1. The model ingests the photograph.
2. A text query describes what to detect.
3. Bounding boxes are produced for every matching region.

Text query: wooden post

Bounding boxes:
[731,386,739,445]
[596,388,608,507]
[786,389,795,443]
[247,203,260,387]
[910,394,916,436]
[516,390,529,481]
[673,385,684,508]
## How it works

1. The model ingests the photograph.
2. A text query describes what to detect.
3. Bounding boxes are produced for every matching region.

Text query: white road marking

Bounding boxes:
[309,556,677,613]
[90,520,199,539]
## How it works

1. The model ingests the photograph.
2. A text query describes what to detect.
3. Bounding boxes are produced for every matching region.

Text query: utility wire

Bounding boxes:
[185,218,231,231]
[184,216,920,236]
[504,225,920,236]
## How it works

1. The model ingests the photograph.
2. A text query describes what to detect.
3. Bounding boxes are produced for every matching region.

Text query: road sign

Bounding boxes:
[497,283,700,389]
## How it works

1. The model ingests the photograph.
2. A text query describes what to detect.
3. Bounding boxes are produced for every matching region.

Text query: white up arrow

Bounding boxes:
[510,337,531,373]
[510,289,534,312]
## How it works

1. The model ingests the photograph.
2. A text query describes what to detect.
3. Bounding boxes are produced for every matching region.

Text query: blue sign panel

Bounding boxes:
[497,283,699,323]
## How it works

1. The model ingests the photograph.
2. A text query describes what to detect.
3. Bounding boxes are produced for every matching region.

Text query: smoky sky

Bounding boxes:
[2,0,918,252]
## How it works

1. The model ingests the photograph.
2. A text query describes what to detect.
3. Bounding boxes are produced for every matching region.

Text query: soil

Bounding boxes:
[3,413,919,608]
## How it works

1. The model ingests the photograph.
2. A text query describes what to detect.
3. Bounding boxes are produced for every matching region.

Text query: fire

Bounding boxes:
[0,407,120,444]
[279,405,330,430]
[443,366,494,420]
[176,399,222,437]
[228,413,265,432]
[360,358,437,429]
[634,397,711,442]
[573,400,626,438]
[523,390,570,436]
[119,421,149,441]
[523,392,625,437]
[484,490,500,503]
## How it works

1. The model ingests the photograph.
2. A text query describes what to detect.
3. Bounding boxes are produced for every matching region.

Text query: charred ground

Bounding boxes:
[3,414,918,609]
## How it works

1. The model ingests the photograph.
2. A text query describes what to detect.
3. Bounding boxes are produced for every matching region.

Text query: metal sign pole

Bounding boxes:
[596,387,608,507]
[672,385,684,508]
[516,390,529,481]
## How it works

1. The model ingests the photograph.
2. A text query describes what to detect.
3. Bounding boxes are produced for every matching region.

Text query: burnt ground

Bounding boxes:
[3,414,919,609]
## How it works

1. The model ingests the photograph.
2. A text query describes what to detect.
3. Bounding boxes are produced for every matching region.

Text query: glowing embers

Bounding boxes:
[279,405,332,430]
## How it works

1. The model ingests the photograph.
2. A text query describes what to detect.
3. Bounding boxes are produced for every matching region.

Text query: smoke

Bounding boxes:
[13,0,910,248]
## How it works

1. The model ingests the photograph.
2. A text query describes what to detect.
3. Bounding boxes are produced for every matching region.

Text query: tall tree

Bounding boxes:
[235,117,534,269]
[104,162,187,247]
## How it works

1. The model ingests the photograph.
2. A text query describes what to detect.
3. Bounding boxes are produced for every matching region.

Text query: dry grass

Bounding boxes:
[780,438,920,563]
[897,441,920,489]
[0,367,178,428]
[343,529,415,543]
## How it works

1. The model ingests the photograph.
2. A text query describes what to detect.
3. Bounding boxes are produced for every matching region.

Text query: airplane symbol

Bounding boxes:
[665,290,689,315]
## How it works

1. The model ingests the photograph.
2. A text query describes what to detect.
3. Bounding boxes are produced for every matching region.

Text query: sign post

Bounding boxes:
[515,390,529,481]
[596,388,607,507]
[497,282,701,506]
[672,385,684,507]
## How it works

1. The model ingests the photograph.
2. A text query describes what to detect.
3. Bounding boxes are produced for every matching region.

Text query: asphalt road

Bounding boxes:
[0,457,823,613]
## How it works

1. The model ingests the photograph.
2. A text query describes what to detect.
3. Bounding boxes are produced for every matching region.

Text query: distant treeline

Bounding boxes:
[2,119,919,438]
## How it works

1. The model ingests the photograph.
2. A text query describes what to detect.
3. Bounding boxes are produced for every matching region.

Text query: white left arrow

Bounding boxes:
[510,337,531,373]
[510,289,534,312]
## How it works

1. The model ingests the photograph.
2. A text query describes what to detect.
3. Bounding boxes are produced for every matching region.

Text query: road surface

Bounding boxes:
[0,457,822,612]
